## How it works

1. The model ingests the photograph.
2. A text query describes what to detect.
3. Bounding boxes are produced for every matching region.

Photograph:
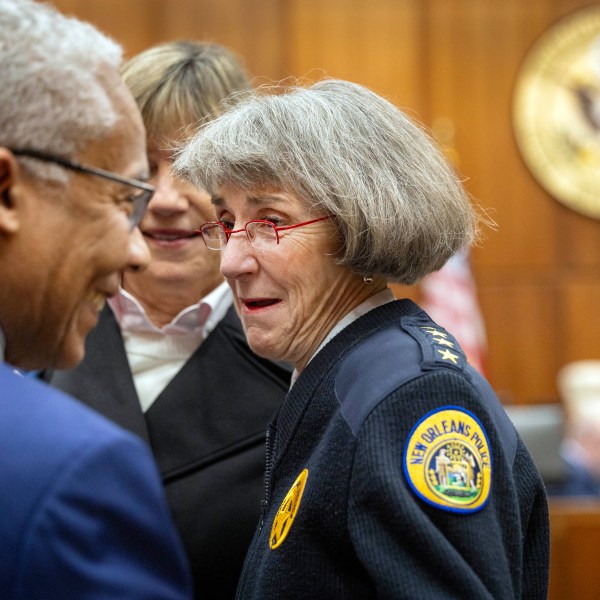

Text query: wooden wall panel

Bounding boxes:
[562,204,600,268]
[285,0,425,113]
[54,0,285,80]
[423,0,600,403]
[47,0,600,406]
[54,0,160,55]
[157,0,285,81]
[563,278,600,362]
[548,499,600,600]
[478,274,561,403]
[426,0,558,270]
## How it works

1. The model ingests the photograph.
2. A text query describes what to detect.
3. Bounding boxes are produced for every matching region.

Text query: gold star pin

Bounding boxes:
[438,349,459,364]
[421,326,448,339]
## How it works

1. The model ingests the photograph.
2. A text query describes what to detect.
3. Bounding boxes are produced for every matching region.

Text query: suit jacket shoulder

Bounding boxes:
[0,364,192,599]
[43,304,292,599]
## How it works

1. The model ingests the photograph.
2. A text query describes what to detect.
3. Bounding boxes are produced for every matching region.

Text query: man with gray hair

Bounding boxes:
[0,1,192,597]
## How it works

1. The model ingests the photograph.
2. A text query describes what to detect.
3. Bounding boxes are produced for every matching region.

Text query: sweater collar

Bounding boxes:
[274,299,422,462]
[290,288,395,387]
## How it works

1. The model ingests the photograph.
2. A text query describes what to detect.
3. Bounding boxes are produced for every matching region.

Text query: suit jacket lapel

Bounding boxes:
[46,307,150,443]
[146,306,291,481]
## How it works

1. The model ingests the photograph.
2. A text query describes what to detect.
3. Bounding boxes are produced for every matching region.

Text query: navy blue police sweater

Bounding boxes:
[236,299,549,599]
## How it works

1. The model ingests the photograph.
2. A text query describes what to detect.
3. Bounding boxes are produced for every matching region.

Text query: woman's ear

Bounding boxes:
[0,148,21,234]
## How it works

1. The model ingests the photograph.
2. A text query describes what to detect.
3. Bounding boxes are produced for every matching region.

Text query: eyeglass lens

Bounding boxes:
[201,221,278,250]
[246,222,277,247]
[130,189,153,229]
[8,148,153,231]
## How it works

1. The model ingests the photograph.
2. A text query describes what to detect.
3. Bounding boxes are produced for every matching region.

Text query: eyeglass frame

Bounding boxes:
[8,148,155,230]
[196,216,331,250]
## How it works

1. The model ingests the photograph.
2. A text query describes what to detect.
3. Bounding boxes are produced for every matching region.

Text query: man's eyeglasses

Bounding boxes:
[196,216,330,251]
[9,148,154,230]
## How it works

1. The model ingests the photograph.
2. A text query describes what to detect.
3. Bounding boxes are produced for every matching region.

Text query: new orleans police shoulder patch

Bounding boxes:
[403,406,492,513]
[269,468,308,550]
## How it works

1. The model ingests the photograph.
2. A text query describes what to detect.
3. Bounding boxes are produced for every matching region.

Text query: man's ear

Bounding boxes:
[0,147,21,234]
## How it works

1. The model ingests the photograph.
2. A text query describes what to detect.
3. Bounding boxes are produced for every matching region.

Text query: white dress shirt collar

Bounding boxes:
[108,280,232,339]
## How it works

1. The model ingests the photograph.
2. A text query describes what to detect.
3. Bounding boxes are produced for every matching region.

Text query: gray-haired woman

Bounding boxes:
[176,79,549,599]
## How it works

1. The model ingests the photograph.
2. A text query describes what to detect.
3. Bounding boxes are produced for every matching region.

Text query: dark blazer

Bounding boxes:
[0,362,192,600]
[45,304,291,600]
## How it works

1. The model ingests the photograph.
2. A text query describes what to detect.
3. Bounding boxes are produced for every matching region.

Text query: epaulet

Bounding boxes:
[335,310,467,436]
[401,314,470,376]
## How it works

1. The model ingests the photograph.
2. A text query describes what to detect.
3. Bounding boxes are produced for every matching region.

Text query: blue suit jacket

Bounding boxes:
[0,362,193,599]
[45,305,292,599]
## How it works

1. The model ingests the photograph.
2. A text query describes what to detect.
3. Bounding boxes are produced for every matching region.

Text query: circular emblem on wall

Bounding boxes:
[513,6,600,219]
[404,406,492,513]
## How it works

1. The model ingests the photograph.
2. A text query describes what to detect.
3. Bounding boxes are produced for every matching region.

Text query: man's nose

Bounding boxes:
[125,226,151,272]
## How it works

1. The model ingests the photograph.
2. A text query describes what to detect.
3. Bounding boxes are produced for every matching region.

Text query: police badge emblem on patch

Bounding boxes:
[404,406,492,513]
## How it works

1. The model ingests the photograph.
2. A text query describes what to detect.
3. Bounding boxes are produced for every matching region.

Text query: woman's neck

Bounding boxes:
[122,272,222,328]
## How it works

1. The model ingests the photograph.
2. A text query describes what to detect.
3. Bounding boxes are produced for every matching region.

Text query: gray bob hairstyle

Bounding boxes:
[0,0,122,160]
[176,78,479,284]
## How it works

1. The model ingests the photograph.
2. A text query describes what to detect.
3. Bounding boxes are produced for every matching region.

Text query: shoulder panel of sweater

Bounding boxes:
[333,302,518,464]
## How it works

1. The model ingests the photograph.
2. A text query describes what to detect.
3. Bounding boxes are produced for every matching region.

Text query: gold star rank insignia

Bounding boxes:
[438,349,460,364]
[405,317,467,370]
[420,326,448,338]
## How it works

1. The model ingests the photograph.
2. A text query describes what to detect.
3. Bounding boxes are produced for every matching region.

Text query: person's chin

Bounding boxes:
[52,310,99,369]
[82,297,104,327]
[52,337,87,370]
[246,331,286,363]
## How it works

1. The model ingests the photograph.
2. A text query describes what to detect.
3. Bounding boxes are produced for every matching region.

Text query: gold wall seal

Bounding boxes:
[513,6,600,219]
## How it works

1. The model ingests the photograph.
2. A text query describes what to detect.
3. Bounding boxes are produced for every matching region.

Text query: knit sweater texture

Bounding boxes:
[236,300,549,599]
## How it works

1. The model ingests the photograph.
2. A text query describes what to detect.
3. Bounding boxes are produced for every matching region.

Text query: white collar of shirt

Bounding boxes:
[108,280,232,339]
[108,281,233,413]
[290,287,395,387]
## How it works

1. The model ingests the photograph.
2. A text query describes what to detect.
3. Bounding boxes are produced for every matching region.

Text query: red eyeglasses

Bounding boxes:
[196,216,330,250]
